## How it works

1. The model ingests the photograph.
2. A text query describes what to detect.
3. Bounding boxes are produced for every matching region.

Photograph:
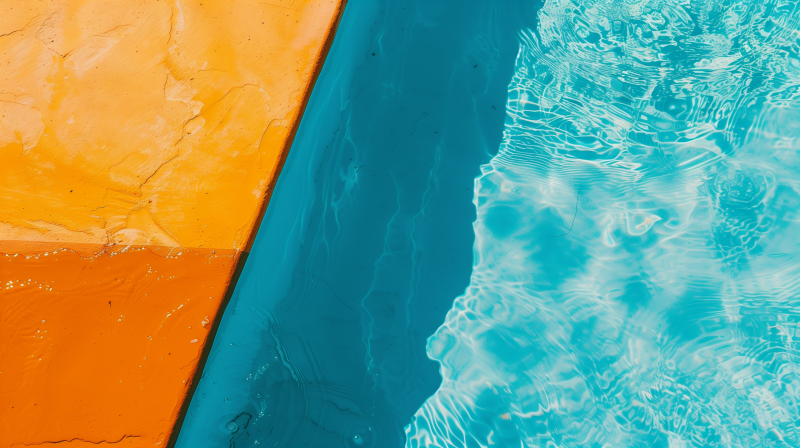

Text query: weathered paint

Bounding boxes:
[0,0,344,445]
[0,0,340,250]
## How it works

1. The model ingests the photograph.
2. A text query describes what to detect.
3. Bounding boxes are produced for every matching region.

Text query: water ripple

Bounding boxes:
[408,0,800,446]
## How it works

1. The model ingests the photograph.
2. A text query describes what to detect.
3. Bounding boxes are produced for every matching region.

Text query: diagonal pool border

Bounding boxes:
[166,2,350,445]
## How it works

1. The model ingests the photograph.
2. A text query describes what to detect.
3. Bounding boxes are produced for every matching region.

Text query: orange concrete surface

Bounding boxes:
[0,243,238,446]
[0,0,345,446]
[0,0,341,249]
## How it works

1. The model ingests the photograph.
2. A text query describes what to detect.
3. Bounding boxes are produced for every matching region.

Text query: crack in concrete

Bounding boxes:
[2,17,37,39]
[12,435,140,446]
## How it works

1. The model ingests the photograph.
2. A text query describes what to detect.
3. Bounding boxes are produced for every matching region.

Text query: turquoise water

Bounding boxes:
[408,0,800,447]
[175,0,800,446]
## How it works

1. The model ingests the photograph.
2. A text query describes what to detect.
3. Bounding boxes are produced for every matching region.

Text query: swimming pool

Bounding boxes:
[176,0,800,446]
[408,0,800,446]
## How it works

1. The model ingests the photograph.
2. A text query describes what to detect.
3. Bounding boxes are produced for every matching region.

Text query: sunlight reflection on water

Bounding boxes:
[408,0,800,446]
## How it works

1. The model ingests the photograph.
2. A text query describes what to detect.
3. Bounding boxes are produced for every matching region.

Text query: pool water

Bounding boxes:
[176,0,800,447]
[408,0,800,446]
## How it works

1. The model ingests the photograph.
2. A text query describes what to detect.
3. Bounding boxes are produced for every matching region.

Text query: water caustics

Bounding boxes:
[408,0,800,447]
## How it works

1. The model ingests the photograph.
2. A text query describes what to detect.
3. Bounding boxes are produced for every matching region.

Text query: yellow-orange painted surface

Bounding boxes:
[0,0,344,446]
[1,0,341,250]
[1,243,238,446]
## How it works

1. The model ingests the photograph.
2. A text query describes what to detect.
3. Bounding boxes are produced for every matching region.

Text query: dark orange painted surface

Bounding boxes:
[0,242,238,446]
